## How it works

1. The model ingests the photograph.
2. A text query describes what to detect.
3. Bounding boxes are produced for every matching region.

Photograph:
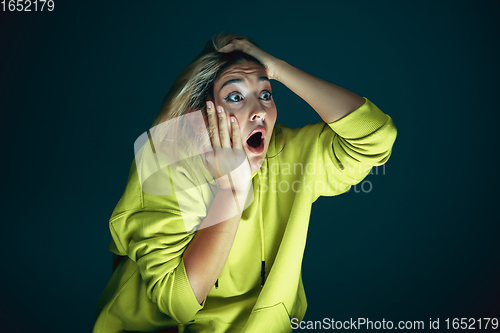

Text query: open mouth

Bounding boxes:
[246,127,266,154]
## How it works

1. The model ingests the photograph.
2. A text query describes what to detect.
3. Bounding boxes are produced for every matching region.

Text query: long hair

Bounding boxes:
[148,32,266,170]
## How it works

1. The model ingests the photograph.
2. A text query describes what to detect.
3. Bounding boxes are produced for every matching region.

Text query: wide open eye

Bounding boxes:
[224,91,243,103]
[224,90,272,103]
[260,90,272,101]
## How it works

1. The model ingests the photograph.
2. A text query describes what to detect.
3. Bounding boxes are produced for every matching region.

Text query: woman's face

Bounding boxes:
[211,60,277,173]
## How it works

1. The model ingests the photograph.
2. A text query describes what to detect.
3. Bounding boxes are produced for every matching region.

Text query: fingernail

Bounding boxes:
[217,106,222,113]
[206,101,211,109]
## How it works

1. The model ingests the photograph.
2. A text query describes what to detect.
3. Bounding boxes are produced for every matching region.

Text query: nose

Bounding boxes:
[250,111,265,121]
[249,99,266,121]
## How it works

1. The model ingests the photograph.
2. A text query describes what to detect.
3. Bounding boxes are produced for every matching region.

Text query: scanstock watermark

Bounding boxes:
[255,162,385,194]
[132,111,388,231]
[291,318,424,330]
[291,317,499,330]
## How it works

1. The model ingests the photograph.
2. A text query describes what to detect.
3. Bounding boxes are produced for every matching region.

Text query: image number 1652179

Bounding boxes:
[1,0,54,11]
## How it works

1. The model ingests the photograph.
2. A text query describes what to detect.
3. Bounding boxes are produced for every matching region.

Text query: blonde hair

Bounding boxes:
[147,31,265,171]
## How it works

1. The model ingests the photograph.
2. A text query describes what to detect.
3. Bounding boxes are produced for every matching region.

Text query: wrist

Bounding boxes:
[218,185,250,197]
[271,59,289,82]
[215,185,250,218]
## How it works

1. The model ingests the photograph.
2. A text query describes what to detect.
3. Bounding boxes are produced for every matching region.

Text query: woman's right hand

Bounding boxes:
[184,102,252,303]
[203,101,252,194]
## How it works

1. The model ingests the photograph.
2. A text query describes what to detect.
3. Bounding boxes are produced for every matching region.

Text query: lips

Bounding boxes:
[245,126,266,154]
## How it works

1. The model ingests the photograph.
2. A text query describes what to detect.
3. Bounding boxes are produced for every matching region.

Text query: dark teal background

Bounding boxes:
[1,1,499,332]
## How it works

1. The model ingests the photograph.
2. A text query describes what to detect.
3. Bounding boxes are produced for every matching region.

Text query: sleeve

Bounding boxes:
[109,208,204,323]
[319,96,397,196]
[108,158,214,323]
[276,97,396,199]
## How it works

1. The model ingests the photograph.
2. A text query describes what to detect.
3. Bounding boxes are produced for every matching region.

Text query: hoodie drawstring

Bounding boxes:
[258,174,266,286]
[214,169,266,289]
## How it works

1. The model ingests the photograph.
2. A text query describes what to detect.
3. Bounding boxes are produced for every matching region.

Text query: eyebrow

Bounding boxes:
[219,76,270,92]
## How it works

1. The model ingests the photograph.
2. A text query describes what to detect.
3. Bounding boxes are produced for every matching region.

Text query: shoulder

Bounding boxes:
[111,142,214,222]
[267,122,331,155]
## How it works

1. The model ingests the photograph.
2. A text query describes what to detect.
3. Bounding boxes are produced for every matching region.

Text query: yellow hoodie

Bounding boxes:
[93,97,397,333]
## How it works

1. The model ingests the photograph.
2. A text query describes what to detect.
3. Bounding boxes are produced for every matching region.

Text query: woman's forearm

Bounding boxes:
[274,60,366,123]
[183,187,249,304]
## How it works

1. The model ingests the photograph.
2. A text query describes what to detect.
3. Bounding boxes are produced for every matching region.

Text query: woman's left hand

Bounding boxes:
[218,38,284,80]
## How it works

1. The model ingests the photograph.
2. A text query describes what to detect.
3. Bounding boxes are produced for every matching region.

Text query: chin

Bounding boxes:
[249,154,265,173]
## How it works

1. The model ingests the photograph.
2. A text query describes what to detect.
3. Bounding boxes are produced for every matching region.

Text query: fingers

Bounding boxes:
[218,38,246,53]
[206,101,237,151]
[206,101,220,149]
[218,43,234,53]
[217,105,231,148]
[230,116,243,150]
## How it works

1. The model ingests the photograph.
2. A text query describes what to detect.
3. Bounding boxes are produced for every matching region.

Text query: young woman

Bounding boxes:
[93,32,397,333]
